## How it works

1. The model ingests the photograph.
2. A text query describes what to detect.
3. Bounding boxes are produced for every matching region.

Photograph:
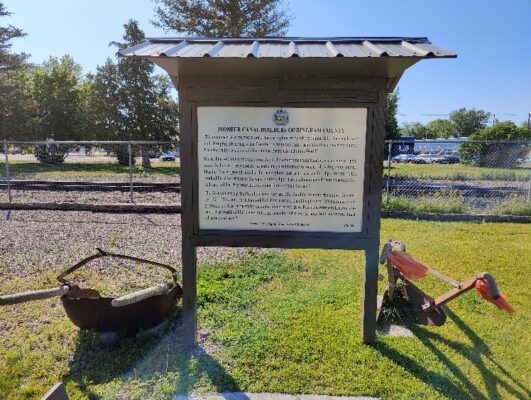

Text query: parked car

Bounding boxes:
[429,154,448,163]
[412,154,436,164]
[516,157,531,164]
[391,154,417,163]
[438,152,460,164]
[160,151,176,162]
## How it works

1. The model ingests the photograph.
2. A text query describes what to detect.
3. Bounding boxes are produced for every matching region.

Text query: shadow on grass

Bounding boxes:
[375,307,529,400]
[9,162,180,177]
[64,310,240,399]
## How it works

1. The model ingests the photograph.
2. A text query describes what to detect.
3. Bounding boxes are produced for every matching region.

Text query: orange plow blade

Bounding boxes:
[387,251,429,280]
[475,279,514,314]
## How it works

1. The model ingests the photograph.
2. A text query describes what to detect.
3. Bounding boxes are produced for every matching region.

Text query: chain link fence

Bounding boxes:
[383,139,531,216]
[2,139,530,217]
[0,141,181,207]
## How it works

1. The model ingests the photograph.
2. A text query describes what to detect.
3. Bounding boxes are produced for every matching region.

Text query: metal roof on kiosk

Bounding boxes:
[120,37,456,90]
[121,37,456,58]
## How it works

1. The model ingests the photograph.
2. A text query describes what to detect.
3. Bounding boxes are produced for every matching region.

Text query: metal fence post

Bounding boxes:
[3,141,12,204]
[528,172,531,203]
[128,142,134,203]
[386,141,392,206]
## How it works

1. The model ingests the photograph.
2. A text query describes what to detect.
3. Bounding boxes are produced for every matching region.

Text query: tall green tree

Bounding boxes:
[385,90,400,140]
[152,0,291,36]
[0,69,33,140]
[0,2,28,71]
[448,108,491,137]
[23,56,86,163]
[82,60,122,142]
[87,20,179,167]
[0,2,31,141]
[29,55,85,141]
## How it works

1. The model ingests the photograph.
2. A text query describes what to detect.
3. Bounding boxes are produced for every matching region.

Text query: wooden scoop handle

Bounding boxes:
[111,283,173,308]
[0,285,70,306]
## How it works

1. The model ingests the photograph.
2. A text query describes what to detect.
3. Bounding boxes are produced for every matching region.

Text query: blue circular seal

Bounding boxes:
[272,108,290,127]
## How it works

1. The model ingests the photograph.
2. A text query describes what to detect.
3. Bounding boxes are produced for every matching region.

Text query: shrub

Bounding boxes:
[33,143,71,164]
[459,122,531,167]
[112,146,136,166]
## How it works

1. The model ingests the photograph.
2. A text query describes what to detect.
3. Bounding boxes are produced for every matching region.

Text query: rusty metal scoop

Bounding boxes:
[0,249,183,331]
[378,240,514,327]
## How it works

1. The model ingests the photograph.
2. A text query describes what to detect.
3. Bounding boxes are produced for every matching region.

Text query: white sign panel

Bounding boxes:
[197,107,367,232]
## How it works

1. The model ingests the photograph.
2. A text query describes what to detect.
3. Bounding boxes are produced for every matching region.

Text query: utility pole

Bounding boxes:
[527,113,530,129]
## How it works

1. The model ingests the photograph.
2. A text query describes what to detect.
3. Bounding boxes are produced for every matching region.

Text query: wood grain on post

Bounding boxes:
[178,89,199,350]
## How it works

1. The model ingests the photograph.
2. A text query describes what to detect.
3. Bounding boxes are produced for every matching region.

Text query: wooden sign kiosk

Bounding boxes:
[121,37,455,345]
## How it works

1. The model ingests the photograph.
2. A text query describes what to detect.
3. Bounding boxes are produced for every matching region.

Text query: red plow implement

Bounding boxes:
[378,240,514,327]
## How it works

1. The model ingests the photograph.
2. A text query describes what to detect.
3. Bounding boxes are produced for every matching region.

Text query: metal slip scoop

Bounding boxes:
[378,240,514,327]
[0,249,183,331]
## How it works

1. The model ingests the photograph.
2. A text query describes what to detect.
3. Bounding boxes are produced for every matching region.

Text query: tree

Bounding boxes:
[29,55,85,140]
[0,2,31,141]
[459,121,531,167]
[0,2,28,71]
[0,69,33,140]
[449,108,491,137]
[385,90,400,140]
[25,56,86,163]
[152,0,291,36]
[399,121,428,139]
[82,61,122,141]
[425,119,457,139]
[87,20,179,167]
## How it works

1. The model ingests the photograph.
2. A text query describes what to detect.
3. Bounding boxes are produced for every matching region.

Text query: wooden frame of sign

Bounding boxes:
[178,76,386,347]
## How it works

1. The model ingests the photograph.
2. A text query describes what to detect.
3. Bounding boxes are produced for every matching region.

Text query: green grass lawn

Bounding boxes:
[387,163,530,182]
[2,160,180,178]
[0,219,529,399]
[383,194,531,216]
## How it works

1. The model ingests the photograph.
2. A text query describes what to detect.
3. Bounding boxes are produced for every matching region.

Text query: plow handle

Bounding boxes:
[0,285,70,306]
[426,272,501,311]
[111,283,173,308]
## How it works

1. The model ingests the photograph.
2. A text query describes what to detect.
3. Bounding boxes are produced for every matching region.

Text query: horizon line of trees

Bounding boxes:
[398,107,530,140]
[1,3,181,167]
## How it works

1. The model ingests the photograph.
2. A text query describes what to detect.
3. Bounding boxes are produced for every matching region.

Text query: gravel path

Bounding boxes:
[0,210,251,283]
[3,189,180,205]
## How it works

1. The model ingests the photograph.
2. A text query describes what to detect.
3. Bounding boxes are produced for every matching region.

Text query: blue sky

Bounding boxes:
[4,0,531,125]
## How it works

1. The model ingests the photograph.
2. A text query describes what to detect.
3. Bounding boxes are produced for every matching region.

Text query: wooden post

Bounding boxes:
[178,95,198,350]
[128,142,134,204]
[362,243,379,343]
[386,141,392,207]
[3,141,12,204]
[181,241,197,349]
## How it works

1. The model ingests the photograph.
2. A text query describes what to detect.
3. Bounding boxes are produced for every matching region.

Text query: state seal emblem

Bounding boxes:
[272,108,290,127]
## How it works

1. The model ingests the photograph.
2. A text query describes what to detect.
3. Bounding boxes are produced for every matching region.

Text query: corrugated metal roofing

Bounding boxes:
[120,37,456,59]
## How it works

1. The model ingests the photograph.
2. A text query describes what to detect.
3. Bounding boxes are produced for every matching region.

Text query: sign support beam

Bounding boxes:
[182,242,197,349]
[362,244,380,343]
